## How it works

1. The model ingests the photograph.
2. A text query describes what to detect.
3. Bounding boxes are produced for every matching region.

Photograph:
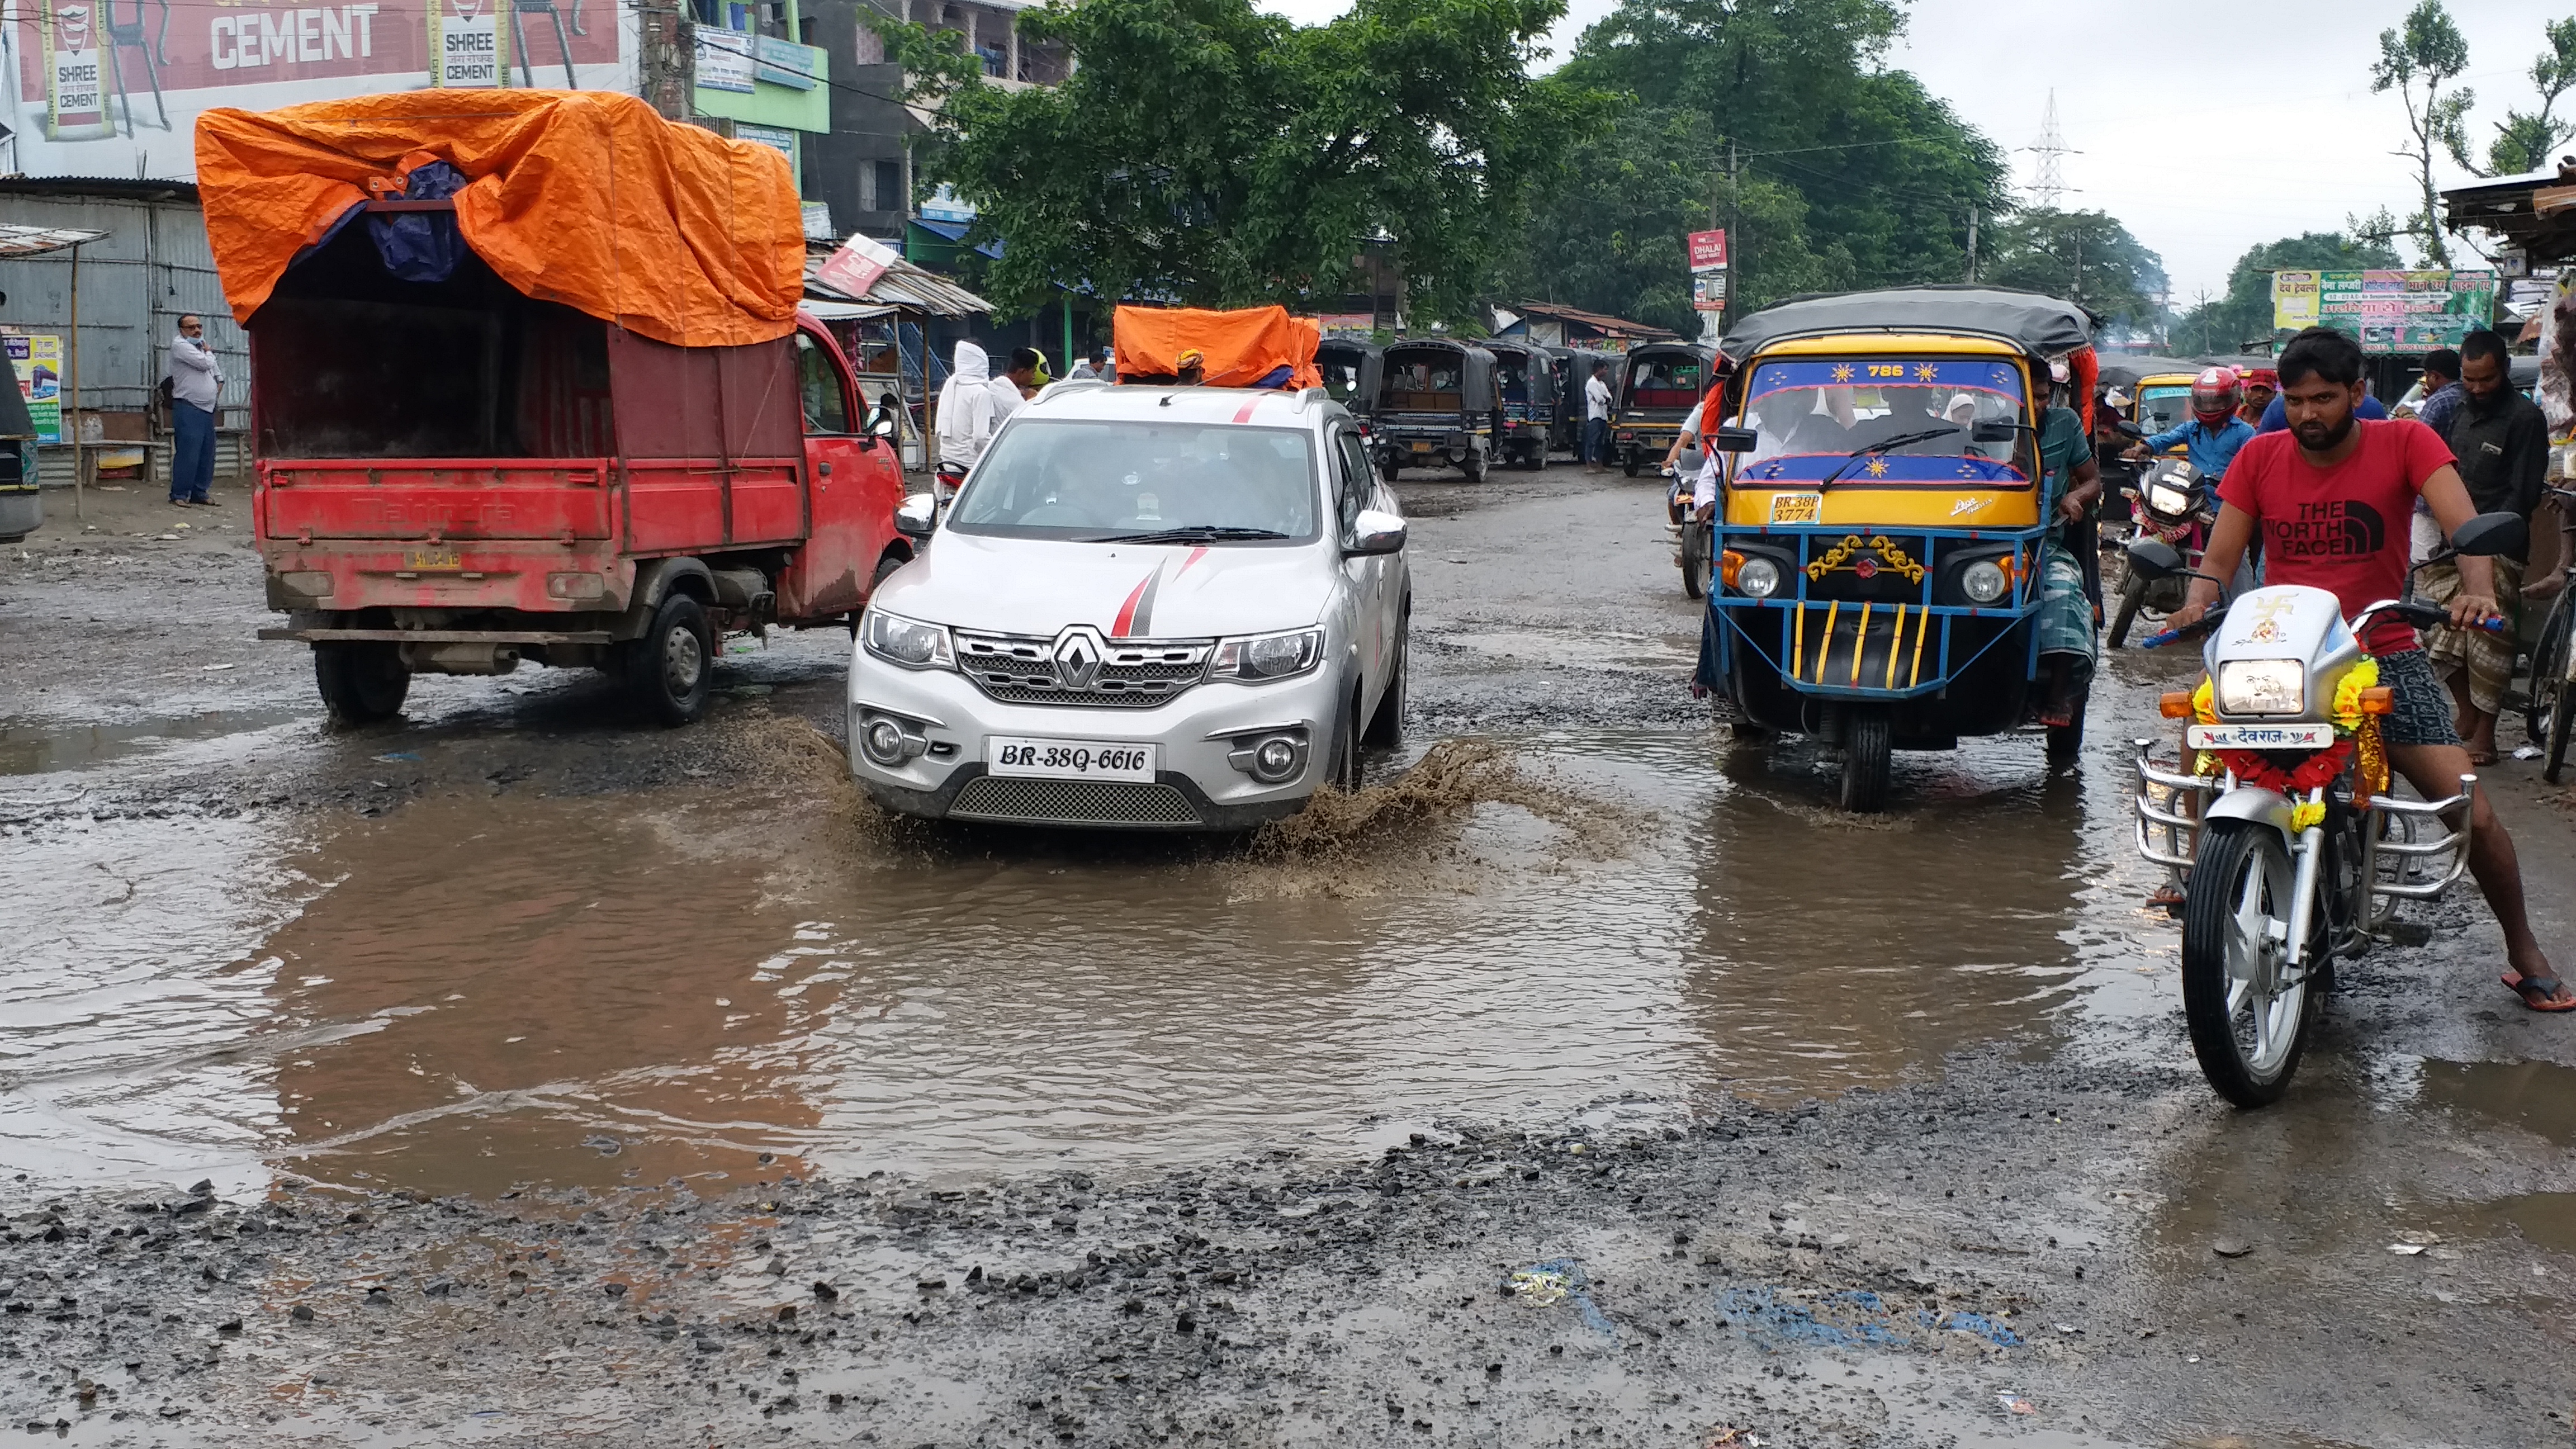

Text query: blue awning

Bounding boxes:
[910,216,1003,261]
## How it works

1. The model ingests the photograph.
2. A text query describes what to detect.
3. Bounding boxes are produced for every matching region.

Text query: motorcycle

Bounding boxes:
[2107,457,2215,647]
[2127,511,2523,1107]
[1666,441,1712,599]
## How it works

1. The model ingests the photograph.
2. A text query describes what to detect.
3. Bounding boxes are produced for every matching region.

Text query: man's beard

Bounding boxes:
[2291,413,2356,452]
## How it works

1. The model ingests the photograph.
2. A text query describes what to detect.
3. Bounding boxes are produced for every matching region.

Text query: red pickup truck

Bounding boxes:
[249,207,911,726]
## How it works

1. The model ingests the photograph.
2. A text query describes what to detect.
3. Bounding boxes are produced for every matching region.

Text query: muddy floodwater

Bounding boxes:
[3,719,2182,1203]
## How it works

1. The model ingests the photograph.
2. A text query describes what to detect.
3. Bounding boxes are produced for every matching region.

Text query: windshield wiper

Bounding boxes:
[1090,526,1294,543]
[1816,428,1962,490]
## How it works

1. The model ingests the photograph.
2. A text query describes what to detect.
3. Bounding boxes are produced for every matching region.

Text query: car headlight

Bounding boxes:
[1208,627,1325,682]
[2216,659,2305,716]
[859,609,955,670]
[1961,559,2009,604]
[1736,556,1782,599]
[2146,482,2193,516]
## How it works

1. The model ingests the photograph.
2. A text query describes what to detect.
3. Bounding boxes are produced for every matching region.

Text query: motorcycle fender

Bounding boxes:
[2205,787,2295,845]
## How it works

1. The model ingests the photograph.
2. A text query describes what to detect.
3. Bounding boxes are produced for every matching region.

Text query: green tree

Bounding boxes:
[2373,0,2473,264]
[876,0,1604,323]
[1532,0,2011,323]
[2468,16,2576,176]
[2172,231,2405,355]
[1980,209,2170,340]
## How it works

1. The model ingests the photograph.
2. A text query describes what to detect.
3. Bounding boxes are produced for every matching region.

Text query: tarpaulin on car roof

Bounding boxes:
[195,89,806,348]
[1113,305,1322,389]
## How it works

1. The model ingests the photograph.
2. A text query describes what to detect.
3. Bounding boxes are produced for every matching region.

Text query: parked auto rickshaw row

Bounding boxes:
[1315,334,1720,482]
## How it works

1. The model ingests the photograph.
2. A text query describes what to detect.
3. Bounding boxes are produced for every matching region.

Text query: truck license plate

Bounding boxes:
[2185,723,2333,750]
[987,737,1158,782]
[1410,440,1432,453]
[404,549,463,571]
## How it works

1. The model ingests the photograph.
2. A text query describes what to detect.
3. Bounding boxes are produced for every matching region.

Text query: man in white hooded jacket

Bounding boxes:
[935,341,1024,484]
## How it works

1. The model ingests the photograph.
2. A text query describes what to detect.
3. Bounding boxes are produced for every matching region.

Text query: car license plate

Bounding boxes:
[1768,491,1824,526]
[987,737,1158,782]
[2185,723,2333,750]
[404,548,462,571]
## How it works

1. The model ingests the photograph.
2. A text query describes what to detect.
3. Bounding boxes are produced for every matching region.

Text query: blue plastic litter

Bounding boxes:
[1508,1258,1617,1337]
[1925,1309,2022,1347]
[1716,1286,1911,1348]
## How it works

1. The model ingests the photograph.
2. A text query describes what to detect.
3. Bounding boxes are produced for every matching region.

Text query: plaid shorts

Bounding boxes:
[2376,648,2460,748]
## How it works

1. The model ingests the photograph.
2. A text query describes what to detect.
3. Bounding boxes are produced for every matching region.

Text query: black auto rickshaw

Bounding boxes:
[1318,337,1384,435]
[1612,342,1716,476]
[1485,339,1557,470]
[1375,338,1499,482]
[1550,347,1611,457]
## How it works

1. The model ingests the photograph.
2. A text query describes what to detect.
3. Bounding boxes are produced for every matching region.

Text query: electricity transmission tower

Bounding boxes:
[2022,91,2076,210]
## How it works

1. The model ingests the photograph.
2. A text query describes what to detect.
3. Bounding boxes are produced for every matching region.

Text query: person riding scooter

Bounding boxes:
[2125,365,2256,481]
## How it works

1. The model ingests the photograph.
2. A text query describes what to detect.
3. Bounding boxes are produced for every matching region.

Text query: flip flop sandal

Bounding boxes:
[2502,971,2576,1012]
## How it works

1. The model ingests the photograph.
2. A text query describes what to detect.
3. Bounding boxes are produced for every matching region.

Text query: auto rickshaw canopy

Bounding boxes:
[1721,287,2092,366]
[1317,338,1384,413]
[1112,305,1322,389]
[195,89,808,348]
[1379,339,1498,413]
[1483,339,1557,408]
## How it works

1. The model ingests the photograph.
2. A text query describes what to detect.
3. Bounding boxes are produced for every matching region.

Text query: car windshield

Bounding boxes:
[1732,356,2034,486]
[2138,385,2193,433]
[948,419,1320,542]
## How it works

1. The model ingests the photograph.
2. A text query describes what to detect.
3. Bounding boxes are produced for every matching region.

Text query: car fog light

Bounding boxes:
[863,718,910,765]
[1255,738,1298,779]
[1961,559,2009,604]
[1736,556,1781,599]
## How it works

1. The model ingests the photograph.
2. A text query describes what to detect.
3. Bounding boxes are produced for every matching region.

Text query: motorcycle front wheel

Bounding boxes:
[2181,818,2319,1108]
[2106,574,2148,649]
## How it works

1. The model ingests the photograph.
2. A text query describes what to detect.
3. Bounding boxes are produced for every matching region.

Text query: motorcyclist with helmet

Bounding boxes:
[2125,364,2257,480]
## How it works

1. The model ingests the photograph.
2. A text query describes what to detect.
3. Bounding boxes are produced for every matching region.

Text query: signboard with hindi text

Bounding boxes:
[2271,270,2499,354]
[1688,230,1728,273]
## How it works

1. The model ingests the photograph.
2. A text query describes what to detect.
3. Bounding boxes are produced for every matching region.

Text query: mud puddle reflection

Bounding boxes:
[0,725,2167,1200]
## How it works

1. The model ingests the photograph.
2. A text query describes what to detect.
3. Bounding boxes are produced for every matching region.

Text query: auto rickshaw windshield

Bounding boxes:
[1734,356,2034,484]
[2137,385,2193,433]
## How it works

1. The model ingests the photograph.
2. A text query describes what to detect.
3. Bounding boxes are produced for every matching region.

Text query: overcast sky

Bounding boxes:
[1260,0,2572,302]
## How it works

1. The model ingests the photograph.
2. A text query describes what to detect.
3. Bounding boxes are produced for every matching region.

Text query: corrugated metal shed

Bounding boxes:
[0,180,248,422]
[804,255,993,318]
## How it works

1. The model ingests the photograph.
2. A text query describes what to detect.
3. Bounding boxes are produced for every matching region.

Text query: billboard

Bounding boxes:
[2270,269,2499,354]
[1687,229,1727,273]
[3,0,633,179]
[7,335,63,443]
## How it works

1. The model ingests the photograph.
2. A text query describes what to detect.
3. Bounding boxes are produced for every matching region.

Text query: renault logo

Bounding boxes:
[1051,627,1106,688]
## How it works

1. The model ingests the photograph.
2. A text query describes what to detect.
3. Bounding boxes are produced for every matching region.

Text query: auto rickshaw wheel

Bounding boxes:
[1838,707,1892,813]
[1461,449,1487,484]
[1679,521,1708,600]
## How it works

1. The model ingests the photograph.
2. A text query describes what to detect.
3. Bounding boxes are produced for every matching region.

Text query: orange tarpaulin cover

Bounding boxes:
[195,89,806,348]
[1113,305,1322,389]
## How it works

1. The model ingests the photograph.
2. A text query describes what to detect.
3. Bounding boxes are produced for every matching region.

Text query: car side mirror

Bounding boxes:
[1708,426,1758,453]
[1971,420,2024,443]
[1344,509,1406,557]
[2126,537,2185,579]
[894,493,938,539]
[872,409,901,439]
[2441,510,2527,561]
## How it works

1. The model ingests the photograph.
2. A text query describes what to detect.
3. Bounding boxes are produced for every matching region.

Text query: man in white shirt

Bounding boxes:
[935,341,1007,485]
[166,315,223,506]
[1582,366,1613,470]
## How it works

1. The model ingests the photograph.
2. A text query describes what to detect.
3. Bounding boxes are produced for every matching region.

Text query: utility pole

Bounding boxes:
[1725,138,1741,331]
[637,0,694,121]
[1964,204,1977,284]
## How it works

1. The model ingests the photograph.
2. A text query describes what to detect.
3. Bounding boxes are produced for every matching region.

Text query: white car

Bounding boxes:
[847,381,1412,829]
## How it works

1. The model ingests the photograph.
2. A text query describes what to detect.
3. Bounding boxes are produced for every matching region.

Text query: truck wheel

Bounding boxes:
[866,552,906,605]
[625,592,713,727]
[1380,457,1403,484]
[313,641,409,727]
[1621,449,1640,477]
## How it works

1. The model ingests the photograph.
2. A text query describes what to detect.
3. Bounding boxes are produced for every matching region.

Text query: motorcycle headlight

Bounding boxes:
[2215,659,2306,716]
[1209,627,1324,682]
[1961,559,2009,604]
[859,610,955,670]
[1736,556,1782,599]
[2146,482,2193,517]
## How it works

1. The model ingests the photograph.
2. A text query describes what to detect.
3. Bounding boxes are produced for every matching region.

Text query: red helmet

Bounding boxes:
[2191,366,2240,424]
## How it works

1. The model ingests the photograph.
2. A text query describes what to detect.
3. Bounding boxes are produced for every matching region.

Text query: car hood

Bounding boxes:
[876,533,1338,638]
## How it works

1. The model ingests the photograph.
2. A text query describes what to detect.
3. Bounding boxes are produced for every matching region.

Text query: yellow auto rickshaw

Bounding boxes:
[1697,287,2099,811]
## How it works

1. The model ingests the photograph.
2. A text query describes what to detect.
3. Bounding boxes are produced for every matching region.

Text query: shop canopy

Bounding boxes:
[1113,305,1321,389]
[195,89,806,348]
[1722,286,2094,364]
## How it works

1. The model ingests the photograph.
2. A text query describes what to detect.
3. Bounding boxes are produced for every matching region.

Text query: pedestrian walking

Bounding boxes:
[167,315,221,506]
[2419,329,2548,765]
[1582,364,1612,470]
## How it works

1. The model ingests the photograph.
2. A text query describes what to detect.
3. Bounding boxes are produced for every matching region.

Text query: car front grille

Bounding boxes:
[954,631,1212,709]
[949,775,1204,827]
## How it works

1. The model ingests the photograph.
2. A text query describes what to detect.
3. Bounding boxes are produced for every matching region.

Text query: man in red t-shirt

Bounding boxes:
[2166,326,2565,1010]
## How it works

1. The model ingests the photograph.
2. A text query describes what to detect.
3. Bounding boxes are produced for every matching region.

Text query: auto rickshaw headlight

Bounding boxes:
[1961,559,2009,604]
[2216,659,2305,716]
[1735,556,1782,599]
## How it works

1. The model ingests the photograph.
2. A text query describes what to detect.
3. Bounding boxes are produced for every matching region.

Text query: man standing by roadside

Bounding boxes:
[2164,326,2566,1011]
[166,315,221,507]
[2421,329,2548,765]
[1582,363,1612,470]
